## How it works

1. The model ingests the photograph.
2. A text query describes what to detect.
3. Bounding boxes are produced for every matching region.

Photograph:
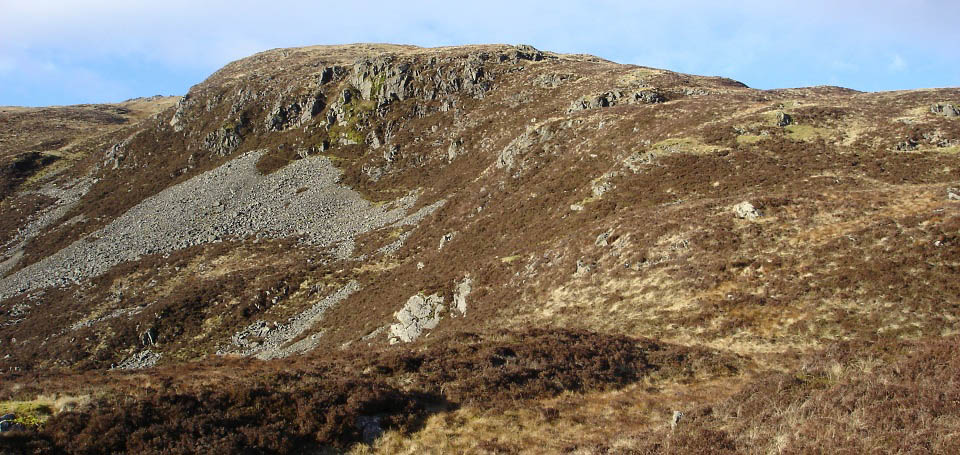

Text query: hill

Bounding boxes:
[1,44,959,454]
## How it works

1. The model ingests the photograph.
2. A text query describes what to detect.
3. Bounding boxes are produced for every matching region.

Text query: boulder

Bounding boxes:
[140,327,157,346]
[389,293,445,343]
[733,201,761,220]
[949,188,959,200]
[776,111,793,127]
[512,44,544,61]
[265,92,326,131]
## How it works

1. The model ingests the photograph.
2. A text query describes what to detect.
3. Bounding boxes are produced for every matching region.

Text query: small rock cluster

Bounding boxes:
[112,349,161,370]
[931,102,960,118]
[389,278,472,343]
[226,281,360,359]
[567,89,665,113]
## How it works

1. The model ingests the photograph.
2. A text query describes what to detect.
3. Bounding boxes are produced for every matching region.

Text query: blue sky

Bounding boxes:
[1,0,958,106]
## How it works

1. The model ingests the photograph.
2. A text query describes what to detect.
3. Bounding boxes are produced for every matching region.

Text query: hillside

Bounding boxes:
[1,43,959,454]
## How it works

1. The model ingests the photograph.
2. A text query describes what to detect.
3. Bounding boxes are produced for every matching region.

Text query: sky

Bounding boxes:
[1,0,958,106]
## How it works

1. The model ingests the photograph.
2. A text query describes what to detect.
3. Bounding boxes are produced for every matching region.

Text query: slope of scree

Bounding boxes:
[1,43,959,454]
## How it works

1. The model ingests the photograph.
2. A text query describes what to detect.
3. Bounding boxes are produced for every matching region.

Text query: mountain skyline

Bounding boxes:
[2,0,959,106]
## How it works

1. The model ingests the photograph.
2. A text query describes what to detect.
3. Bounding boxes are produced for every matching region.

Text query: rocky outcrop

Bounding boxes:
[201,124,243,156]
[112,349,160,370]
[567,89,665,113]
[169,95,191,132]
[498,122,560,170]
[389,293,445,343]
[931,102,960,118]
[265,92,326,131]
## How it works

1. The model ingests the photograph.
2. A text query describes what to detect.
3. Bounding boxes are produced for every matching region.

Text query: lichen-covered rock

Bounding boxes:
[733,201,761,219]
[389,293,445,343]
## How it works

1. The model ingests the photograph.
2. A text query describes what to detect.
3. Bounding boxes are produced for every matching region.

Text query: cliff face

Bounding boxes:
[1,44,959,453]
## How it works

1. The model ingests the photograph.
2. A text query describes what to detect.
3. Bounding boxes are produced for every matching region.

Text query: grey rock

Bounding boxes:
[949,188,960,200]
[452,277,472,317]
[201,124,243,157]
[498,123,555,170]
[591,171,619,198]
[931,102,960,118]
[226,281,360,359]
[389,293,445,343]
[568,89,664,113]
[140,327,156,346]
[0,151,433,301]
[671,410,683,430]
[776,111,793,127]
[595,230,613,247]
[447,139,463,161]
[113,349,161,370]
[733,201,761,220]
[265,92,326,131]
[534,72,575,89]
[511,44,544,62]
[169,95,191,132]
[319,65,347,85]
[575,258,594,276]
